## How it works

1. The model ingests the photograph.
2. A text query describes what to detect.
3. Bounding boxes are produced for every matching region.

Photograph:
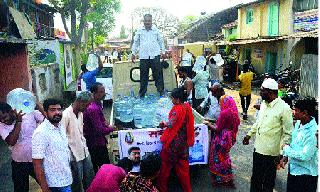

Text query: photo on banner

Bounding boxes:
[117,124,209,165]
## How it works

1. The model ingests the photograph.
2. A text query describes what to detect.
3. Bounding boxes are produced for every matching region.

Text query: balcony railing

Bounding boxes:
[35,22,54,38]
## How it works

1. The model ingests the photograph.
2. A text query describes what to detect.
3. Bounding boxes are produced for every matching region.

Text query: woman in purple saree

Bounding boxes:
[205,95,240,188]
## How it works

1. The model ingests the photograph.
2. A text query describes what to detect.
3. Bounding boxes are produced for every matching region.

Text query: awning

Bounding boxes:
[216,31,318,46]
[287,31,318,38]
[216,38,281,45]
[9,7,36,40]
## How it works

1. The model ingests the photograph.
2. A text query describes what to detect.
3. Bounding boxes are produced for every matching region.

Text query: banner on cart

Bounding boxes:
[117,124,209,165]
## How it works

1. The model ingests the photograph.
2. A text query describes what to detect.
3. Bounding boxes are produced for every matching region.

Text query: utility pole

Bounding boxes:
[91,24,94,52]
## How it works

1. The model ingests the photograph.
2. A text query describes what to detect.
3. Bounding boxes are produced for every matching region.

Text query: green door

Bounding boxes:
[266,52,277,75]
[244,48,252,62]
[268,2,279,36]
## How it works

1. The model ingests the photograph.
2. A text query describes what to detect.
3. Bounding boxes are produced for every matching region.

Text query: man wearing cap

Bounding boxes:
[243,78,293,192]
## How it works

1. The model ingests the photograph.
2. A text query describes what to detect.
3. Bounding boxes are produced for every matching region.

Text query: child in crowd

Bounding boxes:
[281,97,318,192]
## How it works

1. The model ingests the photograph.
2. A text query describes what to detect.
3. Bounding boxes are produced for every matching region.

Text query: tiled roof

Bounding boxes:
[222,20,238,29]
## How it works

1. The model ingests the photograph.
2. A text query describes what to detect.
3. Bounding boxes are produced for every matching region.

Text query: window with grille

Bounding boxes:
[246,9,253,24]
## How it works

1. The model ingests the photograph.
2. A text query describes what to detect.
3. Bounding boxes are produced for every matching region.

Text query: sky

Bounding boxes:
[53,0,255,38]
[109,0,255,37]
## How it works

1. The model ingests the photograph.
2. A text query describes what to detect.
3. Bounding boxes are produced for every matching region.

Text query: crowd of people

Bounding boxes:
[1,76,318,192]
[0,12,318,192]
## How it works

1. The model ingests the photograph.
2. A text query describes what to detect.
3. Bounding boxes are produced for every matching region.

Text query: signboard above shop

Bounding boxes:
[294,9,318,32]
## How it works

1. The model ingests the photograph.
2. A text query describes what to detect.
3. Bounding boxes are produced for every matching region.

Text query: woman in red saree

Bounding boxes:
[157,87,195,192]
[205,92,240,188]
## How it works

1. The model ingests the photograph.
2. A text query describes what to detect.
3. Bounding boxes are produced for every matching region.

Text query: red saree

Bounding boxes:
[157,102,195,192]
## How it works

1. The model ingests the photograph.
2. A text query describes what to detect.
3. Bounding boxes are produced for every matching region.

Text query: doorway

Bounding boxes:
[265,51,277,75]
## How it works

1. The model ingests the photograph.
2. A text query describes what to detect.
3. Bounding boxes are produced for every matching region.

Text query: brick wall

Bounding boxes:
[0,43,31,102]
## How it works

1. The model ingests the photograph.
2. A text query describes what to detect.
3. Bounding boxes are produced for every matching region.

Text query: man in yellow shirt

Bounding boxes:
[238,61,254,120]
[243,78,293,192]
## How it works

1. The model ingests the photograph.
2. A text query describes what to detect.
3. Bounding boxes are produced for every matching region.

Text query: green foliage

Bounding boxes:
[225,45,232,55]
[177,15,198,34]
[120,25,128,39]
[94,35,105,45]
[227,34,237,41]
[86,0,121,37]
[80,45,89,63]
[49,0,120,44]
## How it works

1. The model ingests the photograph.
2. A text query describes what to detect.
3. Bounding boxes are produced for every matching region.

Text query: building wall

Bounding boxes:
[183,42,217,57]
[29,39,61,65]
[0,43,31,102]
[31,63,63,103]
[290,39,305,69]
[238,3,262,39]
[299,54,318,98]
[238,40,287,74]
[280,0,294,35]
[222,27,237,40]
[238,0,293,39]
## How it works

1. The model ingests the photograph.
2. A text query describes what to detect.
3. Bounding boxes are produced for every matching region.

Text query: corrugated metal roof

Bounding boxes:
[0,38,28,44]
[216,31,318,45]
[237,0,266,8]
[9,7,36,40]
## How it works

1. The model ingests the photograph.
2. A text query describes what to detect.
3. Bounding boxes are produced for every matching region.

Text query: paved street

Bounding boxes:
[0,89,288,192]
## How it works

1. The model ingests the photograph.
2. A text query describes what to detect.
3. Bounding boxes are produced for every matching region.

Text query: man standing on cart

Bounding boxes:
[131,14,166,97]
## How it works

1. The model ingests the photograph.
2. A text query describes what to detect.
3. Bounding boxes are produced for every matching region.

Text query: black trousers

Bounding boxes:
[11,161,37,192]
[287,173,318,192]
[88,146,110,173]
[240,93,251,113]
[250,151,277,192]
[139,56,164,97]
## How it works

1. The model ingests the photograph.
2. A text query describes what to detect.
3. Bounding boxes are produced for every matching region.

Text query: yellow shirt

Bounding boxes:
[239,71,254,96]
[247,98,293,156]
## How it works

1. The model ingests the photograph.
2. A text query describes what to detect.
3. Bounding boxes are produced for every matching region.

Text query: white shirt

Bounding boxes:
[181,52,192,67]
[131,165,140,173]
[200,93,221,120]
[32,119,72,187]
[131,26,165,59]
[178,77,191,88]
[112,51,118,58]
[62,105,89,162]
[208,62,220,80]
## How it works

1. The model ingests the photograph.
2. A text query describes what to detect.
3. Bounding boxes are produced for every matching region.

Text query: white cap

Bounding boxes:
[261,78,278,90]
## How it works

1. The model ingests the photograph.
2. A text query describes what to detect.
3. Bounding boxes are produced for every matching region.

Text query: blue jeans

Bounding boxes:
[71,156,95,192]
[49,185,71,192]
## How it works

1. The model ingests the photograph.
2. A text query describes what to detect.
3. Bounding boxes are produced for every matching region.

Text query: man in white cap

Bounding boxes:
[242,78,293,192]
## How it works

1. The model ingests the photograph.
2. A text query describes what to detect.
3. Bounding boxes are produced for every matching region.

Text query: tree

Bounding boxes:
[120,25,128,39]
[177,15,198,34]
[86,0,121,37]
[94,35,105,46]
[131,7,179,38]
[49,0,120,45]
